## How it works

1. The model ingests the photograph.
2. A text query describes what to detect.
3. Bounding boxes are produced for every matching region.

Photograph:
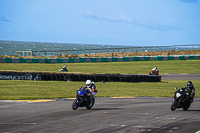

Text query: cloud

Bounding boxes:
[84,11,132,23]
[84,11,184,31]
[180,0,198,3]
[0,16,10,22]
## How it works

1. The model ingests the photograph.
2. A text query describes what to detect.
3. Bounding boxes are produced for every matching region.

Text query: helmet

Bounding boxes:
[86,80,92,88]
[187,81,193,88]
[155,67,157,69]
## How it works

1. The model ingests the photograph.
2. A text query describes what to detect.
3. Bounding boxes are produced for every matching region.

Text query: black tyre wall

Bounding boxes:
[0,71,161,82]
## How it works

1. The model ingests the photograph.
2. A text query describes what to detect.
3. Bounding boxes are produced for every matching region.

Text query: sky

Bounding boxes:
[0,0,200,46]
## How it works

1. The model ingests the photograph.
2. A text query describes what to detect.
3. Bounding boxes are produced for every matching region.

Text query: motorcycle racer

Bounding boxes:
[183,81,195,103]
[59,65,68,72]
[83,80,97,97]
[149,67,159,75]
[152,67,157,72]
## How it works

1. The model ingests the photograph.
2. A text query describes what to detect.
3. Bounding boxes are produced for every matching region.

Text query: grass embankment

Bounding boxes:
[0,60,200,74]
[0,80,199,100]
[0,60,200,100]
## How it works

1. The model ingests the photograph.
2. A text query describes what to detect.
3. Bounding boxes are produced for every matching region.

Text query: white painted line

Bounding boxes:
[131,126,160,129]
[111,124,126,127]
[0,123,37,125]
[195,130,200,133]
[131,126,178,130]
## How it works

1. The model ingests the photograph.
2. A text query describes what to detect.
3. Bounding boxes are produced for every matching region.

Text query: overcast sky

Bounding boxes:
[0,0,200,46]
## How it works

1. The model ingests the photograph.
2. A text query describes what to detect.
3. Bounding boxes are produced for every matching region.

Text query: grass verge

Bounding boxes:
[0,60,200,74]
[0,79,199,100]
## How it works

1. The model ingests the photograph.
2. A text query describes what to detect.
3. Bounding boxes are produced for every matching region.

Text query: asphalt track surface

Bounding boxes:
[0,74,199,133]
[160,74,200,80]
[0,97,200,133]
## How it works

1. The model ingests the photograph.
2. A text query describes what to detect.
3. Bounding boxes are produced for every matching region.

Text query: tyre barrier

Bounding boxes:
[0,71,161,82]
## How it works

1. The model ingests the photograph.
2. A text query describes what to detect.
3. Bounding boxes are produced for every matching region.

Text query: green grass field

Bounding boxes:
[0,80,199,100]
[0,60,199,100]
[0,60,200,74]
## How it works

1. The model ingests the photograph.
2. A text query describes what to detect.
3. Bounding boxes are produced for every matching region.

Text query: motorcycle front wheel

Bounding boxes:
[72,99,79,110]
[171,100,177,111]
[86,97,95,109]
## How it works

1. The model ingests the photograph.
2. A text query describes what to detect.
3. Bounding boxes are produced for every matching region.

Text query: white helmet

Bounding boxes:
[86,80,92,88]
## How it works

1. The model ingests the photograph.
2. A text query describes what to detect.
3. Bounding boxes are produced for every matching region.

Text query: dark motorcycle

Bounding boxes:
[72,87,95,110]
[171,87,191,111]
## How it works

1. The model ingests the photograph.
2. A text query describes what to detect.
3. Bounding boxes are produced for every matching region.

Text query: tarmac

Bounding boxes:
[0,74,199,133]
[0,97,200,133]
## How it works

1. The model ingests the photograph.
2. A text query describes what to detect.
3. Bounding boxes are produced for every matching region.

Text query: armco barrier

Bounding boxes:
[0,71,161,82]
[0,55,199,63]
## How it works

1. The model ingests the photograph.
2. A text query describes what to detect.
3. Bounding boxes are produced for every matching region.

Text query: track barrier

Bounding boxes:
[0,71,161,82]
[0,55,199,63]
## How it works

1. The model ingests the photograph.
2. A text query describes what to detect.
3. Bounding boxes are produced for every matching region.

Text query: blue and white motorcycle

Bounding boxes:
[72,87,95,110]
[171,87,191,111]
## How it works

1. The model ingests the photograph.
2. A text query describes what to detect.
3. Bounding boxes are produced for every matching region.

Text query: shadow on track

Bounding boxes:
[186,110,200,112]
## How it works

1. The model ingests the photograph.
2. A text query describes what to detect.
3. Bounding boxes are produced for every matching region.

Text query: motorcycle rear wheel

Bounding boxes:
[182,102,191,111]
[72,99,79,110]
[171,100,177,111]
[86,97,95,109]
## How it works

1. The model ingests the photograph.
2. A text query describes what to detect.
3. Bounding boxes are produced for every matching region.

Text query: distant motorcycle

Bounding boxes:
[59,65,68,72]
[149,69,159,75]
[59,69,68,72]
[72,87,95,110]
[171,87,191,111]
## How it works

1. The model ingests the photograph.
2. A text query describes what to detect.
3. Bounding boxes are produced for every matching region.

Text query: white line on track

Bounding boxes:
[195,130,200,133]
[111,125,179,130]
[0,123,37,125]
[131,126,179,130]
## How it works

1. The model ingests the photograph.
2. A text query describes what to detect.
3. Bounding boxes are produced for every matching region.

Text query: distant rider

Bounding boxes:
[82,80,97,97]
[151,67,158,74]
[152,67,157,72]
[183,81,195,103]
[60,65,68,72]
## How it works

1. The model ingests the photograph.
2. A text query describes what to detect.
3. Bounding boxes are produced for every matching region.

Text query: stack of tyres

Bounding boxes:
[51,74,56,81]
[0,71,161,82]
[58,74,63,81]
[144,75,149,82]
[63,74,68,81]
[54,73,58,81]
[45,73,51,81]
[41,73,46,80]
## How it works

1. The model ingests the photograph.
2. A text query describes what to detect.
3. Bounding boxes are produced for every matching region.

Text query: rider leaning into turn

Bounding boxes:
[183,81,195,103]
[152,67,157,72]
[82,80,97,97]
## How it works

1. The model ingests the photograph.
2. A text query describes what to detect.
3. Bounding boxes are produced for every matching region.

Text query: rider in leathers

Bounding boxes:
[183,81,195,103]
[152,67,158,74]
[82,80,97,98]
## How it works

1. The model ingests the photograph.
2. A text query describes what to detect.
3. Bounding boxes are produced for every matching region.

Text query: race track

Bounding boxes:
[160,74,200,80]
[0,74,199,133]
[1,97,200,133]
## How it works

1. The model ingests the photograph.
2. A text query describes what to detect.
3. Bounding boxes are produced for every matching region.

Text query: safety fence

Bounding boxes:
[0,55,199,63]
[15,44,200,57]
[0,71,161,82]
